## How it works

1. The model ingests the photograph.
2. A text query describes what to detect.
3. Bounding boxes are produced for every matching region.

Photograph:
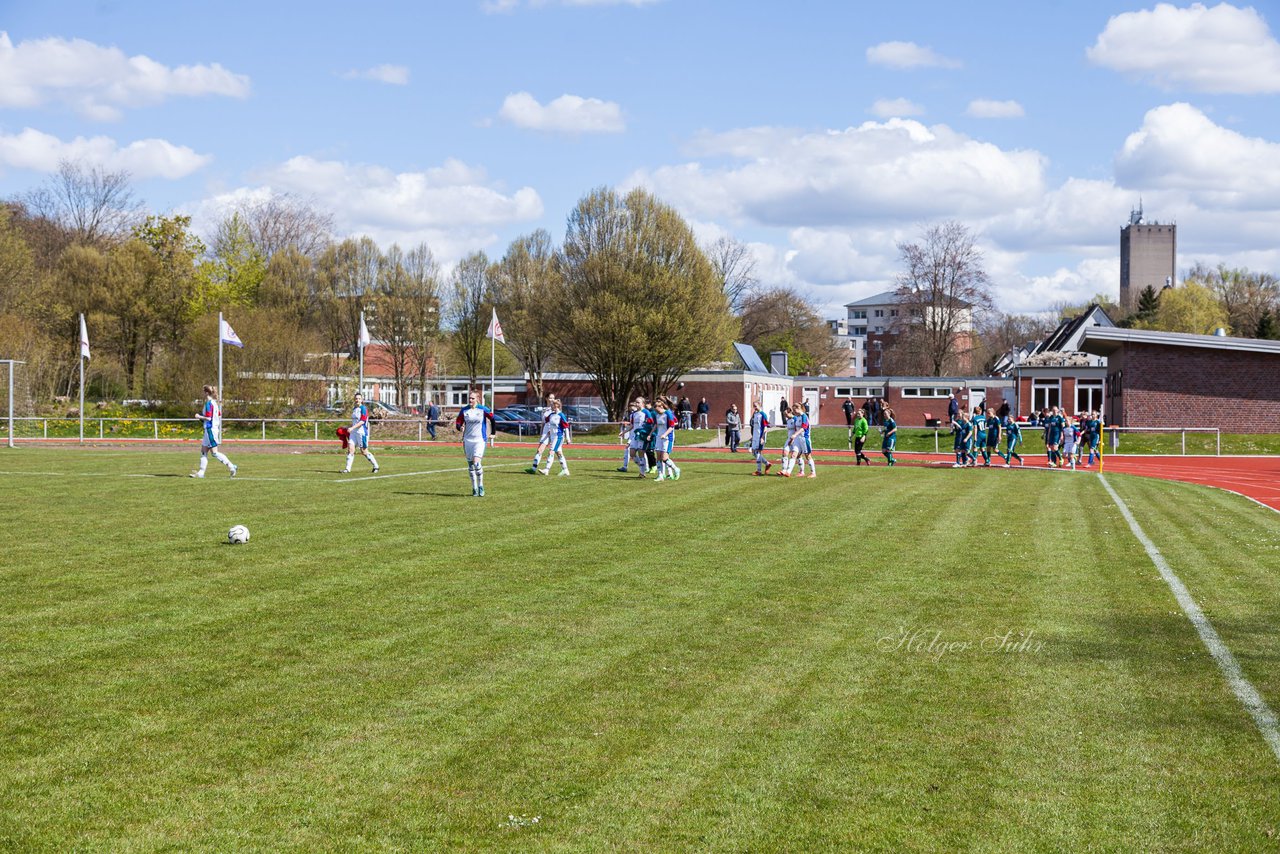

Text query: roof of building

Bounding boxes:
[1079,326,1280,357]
[843,290,899,308]
[1030,304,1115,357]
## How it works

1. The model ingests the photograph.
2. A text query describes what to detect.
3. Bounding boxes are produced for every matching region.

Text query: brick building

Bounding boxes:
[1079,327,1280,433]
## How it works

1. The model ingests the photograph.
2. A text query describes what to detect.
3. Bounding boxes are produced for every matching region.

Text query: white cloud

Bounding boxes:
[1001,257,1121,314]
[340,64,410,85]
[0,127,211,179]
[190,155,543,261]
[1087,2,1280,94]
[784,227,897,286]
[0,31,249,120]
[966,99,1025,119]
[1115,102,1280,208]
[498,91,625,133]
[870,98,923,118]
[865,41,961,70]
[629,120,1045,227]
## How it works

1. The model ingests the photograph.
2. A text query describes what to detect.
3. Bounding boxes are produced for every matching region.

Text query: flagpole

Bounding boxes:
[79,342,84,445]
[359,309,365,400]
[490,332,496,409]
[218,311,224,402]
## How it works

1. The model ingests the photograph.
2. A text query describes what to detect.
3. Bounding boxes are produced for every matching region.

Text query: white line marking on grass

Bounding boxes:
[1100,474,1280,763]
[332,462,527,482]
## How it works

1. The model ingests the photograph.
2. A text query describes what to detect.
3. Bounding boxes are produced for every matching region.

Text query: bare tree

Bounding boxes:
[891,221,993,376]
[22,160,144,247]
[706,235,759,313]
[490,230,558,403]
[738,286,845,375]
[315,237,380,371]
[446,251,491,388]
[237,192,335,259]
[1184,261,1279,338]
[376,243,441,407]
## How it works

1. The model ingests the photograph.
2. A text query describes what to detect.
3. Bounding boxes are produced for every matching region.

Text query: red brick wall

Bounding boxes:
[1110,343,1280,433]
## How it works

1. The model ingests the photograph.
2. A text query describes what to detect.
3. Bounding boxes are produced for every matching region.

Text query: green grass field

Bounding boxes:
[3,444,1280,851]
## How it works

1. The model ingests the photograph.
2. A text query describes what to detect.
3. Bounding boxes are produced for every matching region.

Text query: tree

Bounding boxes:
[258,247,316,324]
[200,212,266,311]
[0,205,35,314]
[738,287,842,375]
[1052,293,1122,321]
[235,192,335,259]
[972,311,1058,373]
[490,230,558,403]
[706,235,759,314]
[1135,285,1160,326]
[547,187,734,419]
[1184,261,1278,338]
[891,221,993,376]
[315,237,380,375]
[1140,281,1229,335]
[1256,310,1280,340]
[446,251,491,388]
[22,160,143,248]
[376,243,441,407]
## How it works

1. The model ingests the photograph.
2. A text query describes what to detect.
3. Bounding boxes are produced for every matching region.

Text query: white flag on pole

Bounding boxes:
[220,317,244,348]
[486,308,506,343]
[79,313,91,361]
[358,314,371,349]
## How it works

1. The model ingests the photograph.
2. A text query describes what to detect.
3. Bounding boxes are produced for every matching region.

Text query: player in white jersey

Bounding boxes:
[454,390,496,496]
[343,392,379,474]
[748,400,772,475]
[534,399,572,476]
[528,394,559,473]
[652,399,681,482]
[780,409,802,477]
[627,397,654,477]
[616,410,633,472]
[796,405,816,478]
[191,385,237,478]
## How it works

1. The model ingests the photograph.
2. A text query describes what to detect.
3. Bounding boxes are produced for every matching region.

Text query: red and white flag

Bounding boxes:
[486,308,506,343]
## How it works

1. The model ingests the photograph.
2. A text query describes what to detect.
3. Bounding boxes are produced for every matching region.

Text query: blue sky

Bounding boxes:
[3,0,1280,316]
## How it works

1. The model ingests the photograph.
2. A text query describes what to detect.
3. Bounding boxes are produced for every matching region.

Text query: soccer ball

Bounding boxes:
[228,524,250,544]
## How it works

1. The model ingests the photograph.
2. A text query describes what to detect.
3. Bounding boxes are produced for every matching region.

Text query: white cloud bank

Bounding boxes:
[340,64,410,85]
[1088,2,1280,94]
[0,31,249,120]
[498,91,625,133]
[865,41,961,70]
[0,127,211,179]
[191,156,544,262]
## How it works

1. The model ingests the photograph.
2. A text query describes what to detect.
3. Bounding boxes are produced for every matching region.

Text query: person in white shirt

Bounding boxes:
[191,385,237,478]
[343,392,379,474]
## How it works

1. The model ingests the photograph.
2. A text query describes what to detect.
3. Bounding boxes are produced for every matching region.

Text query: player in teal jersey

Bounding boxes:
[971,406,987,467]
[1084,411,1103,466]
[952,411,971,467]
[881,408,898,466]
[1043,405,1065,467]
[1000,415,1024,466]
[984,407,1001,467]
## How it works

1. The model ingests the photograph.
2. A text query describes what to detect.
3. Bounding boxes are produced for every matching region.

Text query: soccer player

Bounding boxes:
[984,407,1001,467]
[796,404,816,478]
[951,410,971,468]
[1000,415,1024,467]
[534,398,572,476]
[749,401,772,475]
[528,394,560,473]
[454,390,495,496]
[191,385,237,478]
[627,397,654,477]
[853,408,871,465]
[1085,410,1103,467]
[971,406,987,467]
[1062,416,1080,470]
[616,402,633,472]
[1044,405,1066,467]
[780,405,801,477]
[653,399,681,481]
[343,392,380,474]
[881,407,898,466]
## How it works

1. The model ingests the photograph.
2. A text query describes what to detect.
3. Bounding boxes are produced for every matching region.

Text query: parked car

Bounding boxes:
[494,407,540,435]
[564,404,608,424]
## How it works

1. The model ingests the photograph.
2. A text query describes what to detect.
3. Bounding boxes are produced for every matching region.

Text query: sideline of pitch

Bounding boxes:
[1100,474,1280,764]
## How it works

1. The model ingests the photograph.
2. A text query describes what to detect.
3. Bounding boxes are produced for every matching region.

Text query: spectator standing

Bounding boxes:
[947,393,960,424]
[426,398,440,439]
[725,404,741,452]
[678,396,693,429]
[997,399,1010,420]
[696,397,710,429]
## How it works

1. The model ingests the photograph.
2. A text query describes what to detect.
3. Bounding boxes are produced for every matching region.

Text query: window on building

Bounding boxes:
[874,309,884,318]
[853,326,867,336]
[852,310,867,319]
[1076,379,1103,413]
[889,309,898,317]
[449,389,471,406]
[1032,379,1060,411]
[901,387,952,398]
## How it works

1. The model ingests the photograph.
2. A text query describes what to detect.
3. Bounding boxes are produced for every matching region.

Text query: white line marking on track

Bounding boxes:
[1100,474,1280,763]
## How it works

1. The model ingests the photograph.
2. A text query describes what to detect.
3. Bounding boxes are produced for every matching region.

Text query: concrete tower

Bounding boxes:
[1119,203,1176,312]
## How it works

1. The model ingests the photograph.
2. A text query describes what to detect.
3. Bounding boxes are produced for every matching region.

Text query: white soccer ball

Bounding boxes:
[228,524,250,544]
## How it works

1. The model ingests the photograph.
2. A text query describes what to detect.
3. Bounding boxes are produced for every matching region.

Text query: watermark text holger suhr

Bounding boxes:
[878,627,1046,662]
